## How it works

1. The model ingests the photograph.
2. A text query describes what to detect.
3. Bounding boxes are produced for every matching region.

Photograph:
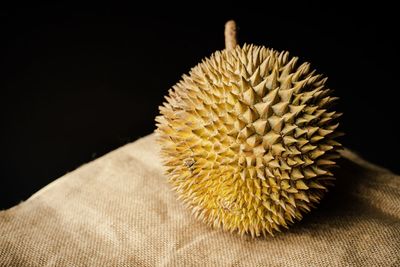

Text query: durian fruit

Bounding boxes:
[156,21,342,237]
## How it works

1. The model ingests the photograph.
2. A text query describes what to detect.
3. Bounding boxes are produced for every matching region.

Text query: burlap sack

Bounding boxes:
[0,133,399,266]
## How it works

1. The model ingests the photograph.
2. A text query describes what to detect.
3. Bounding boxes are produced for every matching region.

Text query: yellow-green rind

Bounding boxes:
[156,44,342,237]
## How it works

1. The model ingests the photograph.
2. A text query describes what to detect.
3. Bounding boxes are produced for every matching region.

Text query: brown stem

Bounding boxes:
[224,20,237,50]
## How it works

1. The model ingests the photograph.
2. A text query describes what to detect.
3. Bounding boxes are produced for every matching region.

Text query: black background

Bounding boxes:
[1,3,398,209]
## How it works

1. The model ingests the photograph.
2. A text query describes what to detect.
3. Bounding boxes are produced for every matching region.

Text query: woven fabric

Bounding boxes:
[1,133,399,266]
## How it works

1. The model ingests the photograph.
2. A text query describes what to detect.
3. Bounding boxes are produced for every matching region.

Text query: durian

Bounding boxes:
[156,21,342,237]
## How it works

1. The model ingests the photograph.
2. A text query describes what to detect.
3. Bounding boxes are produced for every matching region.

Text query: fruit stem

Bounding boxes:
[225,20,237,50]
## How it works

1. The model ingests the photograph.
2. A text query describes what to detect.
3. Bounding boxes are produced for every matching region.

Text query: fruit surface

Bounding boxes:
[156,44,342,237]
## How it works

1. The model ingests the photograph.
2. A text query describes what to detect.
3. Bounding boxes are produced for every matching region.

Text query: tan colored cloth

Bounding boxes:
[1,133,399,266]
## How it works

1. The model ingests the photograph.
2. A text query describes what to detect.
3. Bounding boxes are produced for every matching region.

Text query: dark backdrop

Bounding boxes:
[1,4,398,209]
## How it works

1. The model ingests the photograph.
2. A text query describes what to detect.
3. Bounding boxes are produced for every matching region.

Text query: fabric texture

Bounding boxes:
[0,133,399,267]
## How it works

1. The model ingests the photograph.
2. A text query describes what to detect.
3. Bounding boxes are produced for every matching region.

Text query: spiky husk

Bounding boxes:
[156,44,342,237]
